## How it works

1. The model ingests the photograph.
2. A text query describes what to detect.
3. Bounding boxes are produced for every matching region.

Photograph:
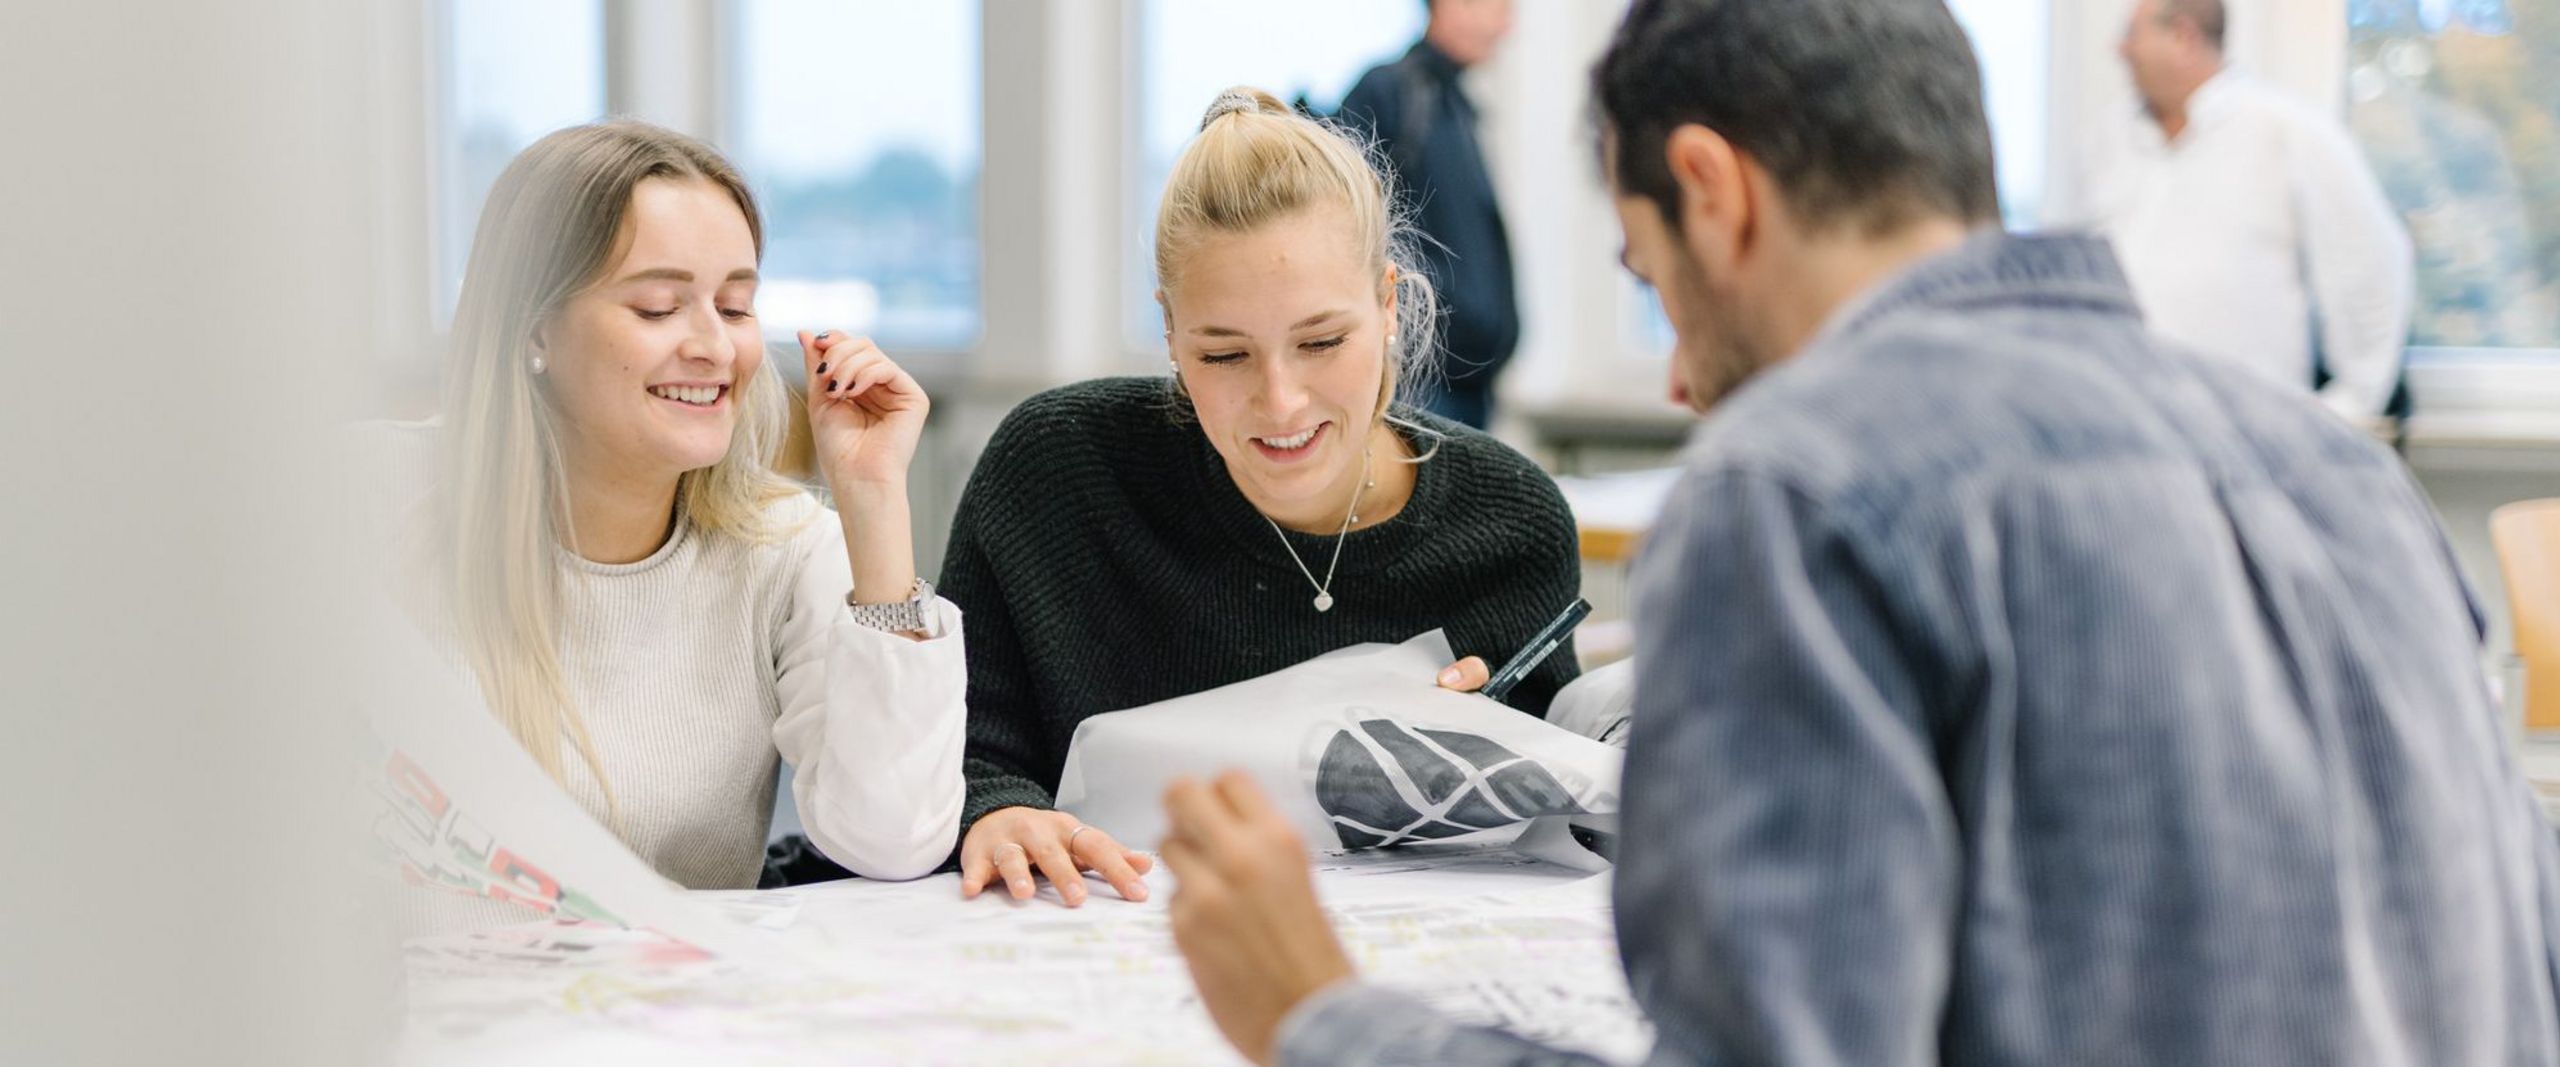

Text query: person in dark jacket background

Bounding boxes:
[1336,0,1518,430]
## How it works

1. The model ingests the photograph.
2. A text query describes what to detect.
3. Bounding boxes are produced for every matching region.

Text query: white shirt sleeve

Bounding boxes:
[769,513,967,881]
[2290,107,2414,422]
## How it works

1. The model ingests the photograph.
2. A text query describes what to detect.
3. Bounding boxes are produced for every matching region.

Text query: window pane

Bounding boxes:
[438,0,606,322]
[1948,0,2051,229]
[1131,0,1426,350]
[2350,0,2560,351]
[733,0,982,349]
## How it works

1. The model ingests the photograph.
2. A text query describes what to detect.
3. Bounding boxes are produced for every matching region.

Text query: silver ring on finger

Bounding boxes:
[994,841,1028,864]
[1065,824,1094,852]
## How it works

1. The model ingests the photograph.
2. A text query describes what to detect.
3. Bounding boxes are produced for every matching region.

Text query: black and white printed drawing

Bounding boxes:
[1053,633,1622,855]
[1317,718,1593,848]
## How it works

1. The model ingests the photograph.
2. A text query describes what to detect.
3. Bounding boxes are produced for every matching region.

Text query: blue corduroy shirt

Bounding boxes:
[1282,233,2560,1066]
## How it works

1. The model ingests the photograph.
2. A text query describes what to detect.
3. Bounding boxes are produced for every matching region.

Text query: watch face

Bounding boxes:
[907,581,936,633]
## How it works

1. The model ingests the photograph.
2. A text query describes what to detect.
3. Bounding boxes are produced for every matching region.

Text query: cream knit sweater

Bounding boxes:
[376,422,966,896]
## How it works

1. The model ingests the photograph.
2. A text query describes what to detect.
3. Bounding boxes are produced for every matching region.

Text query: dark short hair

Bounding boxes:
[2162,0,2228,50]
[1592,0,2001,236]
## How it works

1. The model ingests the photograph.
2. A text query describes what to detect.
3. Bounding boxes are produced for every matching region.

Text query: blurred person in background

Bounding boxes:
[1337,0,1519,429]
[2081,0,2415,425]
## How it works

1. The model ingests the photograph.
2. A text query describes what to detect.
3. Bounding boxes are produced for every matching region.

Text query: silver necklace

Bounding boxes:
[1264,445,1373,613]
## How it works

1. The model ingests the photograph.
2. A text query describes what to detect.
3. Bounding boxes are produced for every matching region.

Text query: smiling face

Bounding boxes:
[537,176,763,492]
[1163,207,1395,532]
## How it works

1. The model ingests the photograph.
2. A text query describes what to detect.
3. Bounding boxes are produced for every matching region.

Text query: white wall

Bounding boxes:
[2,0,406,1060]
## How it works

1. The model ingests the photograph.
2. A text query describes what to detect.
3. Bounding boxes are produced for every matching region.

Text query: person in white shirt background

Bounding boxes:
[2085,0,2416,424]
[377,120,967,920]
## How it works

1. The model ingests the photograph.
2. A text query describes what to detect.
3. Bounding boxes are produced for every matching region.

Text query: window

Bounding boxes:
[1129,0,1426,350]
[1949,0,2052,230]
[732,0,982,349]
[2349,0,2560,354]
[435,0,606,323]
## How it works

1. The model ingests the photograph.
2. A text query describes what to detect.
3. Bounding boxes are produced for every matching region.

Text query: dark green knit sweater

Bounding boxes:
[940,376,1583,837]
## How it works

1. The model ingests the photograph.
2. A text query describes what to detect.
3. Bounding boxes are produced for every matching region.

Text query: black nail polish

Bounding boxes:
[815,331,832,341]
[814,362,827,375]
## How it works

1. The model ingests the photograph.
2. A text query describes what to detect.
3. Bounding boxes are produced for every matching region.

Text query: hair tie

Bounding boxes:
[1200,89,1263,131]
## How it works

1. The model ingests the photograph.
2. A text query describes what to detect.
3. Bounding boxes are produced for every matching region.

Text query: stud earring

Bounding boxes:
[528,355,547,375]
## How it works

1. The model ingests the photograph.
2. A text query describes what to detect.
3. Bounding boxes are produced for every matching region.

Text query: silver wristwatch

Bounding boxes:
[847,577,937,636]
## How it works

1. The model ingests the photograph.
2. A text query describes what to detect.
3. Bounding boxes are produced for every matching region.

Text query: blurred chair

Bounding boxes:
[2493,499,2560,731]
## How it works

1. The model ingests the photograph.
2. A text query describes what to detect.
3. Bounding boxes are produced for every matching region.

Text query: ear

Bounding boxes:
[1664,124,1756,274]
[1379,264,1400,333]
[1155,289,1174,340]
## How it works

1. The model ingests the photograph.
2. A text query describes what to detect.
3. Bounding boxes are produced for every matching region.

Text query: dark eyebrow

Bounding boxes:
[612,267,759,285]
[1188,309,1352,339]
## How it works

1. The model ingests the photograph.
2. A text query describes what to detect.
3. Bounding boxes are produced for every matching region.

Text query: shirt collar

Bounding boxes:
[1405,38,1465,83]
[2184,68,2243,132]
[1809,230,2144,352]
[2142,66,2242,148]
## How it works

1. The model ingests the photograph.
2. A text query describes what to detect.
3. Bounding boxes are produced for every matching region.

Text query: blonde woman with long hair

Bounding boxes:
[940,89,1581,908]
[382,120,963,897]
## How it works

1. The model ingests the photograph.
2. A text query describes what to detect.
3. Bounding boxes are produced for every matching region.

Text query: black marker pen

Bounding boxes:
[1479,598,1592,703]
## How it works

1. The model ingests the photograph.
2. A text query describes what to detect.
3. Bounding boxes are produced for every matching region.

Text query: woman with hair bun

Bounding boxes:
[939,88,1582,908]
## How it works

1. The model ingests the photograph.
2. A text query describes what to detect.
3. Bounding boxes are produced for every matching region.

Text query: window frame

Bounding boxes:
[2341,1,2560,442]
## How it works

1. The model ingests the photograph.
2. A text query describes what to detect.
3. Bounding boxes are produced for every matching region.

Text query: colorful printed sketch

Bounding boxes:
[372,749,629,925]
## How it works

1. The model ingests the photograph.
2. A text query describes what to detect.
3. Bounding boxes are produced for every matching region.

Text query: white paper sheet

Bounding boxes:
[355,604,791,963]
[1054,631,1623,859]
[1550,657,1637,747]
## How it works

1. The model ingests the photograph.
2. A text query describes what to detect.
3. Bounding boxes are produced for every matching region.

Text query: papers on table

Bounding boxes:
[1550,657,1637,748]
[400,844,1652,1066]
[1053,631,1623,867]
[355,603,789,962]
[371,611,1654,1063]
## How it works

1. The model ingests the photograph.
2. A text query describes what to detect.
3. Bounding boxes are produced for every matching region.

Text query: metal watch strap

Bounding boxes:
[846,577,932,634]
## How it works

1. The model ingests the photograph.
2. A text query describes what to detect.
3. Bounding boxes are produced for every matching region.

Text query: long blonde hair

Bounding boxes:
[433,120,801,800]
[1155,87,1443,417]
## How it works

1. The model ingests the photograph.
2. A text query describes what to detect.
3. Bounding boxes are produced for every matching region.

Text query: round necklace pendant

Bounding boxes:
[1313,593,1335,612]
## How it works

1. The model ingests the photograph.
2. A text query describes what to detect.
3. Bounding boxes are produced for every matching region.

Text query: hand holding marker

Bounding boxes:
[1480,598,1592,703]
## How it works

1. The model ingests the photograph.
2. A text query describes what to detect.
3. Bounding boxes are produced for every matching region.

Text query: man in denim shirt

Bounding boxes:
[1157,0,2560,1064]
